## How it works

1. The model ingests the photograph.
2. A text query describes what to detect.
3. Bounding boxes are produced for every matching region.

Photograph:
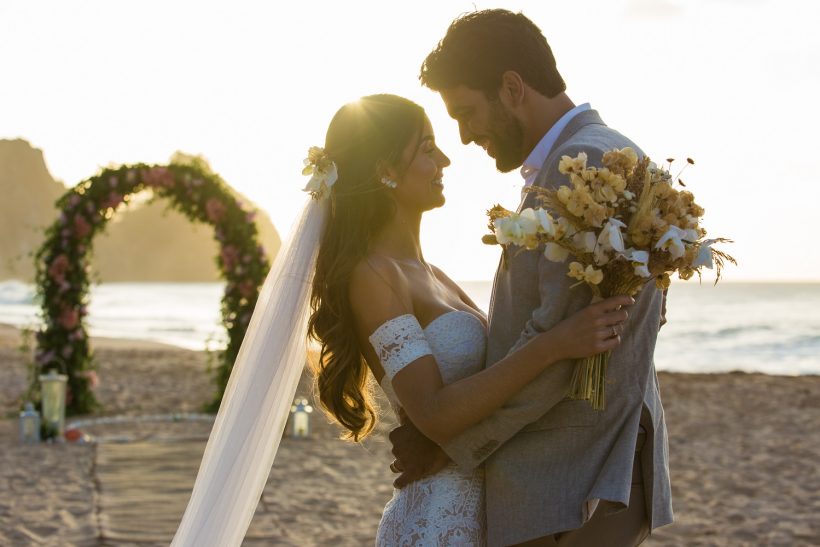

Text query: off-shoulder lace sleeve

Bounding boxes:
[368,314,433,381]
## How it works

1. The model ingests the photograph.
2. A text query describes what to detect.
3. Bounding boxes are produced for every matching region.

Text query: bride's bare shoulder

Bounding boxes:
[349,255,412,313]
[351,254,405,287]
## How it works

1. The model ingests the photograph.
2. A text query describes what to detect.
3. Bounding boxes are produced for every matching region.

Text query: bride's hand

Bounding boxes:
[545,295,634,361]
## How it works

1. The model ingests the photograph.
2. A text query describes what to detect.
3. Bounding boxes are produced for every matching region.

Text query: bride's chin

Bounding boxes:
[421,198,445,213]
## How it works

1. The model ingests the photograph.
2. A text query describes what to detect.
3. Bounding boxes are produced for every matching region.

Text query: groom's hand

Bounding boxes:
[389,417,451,488]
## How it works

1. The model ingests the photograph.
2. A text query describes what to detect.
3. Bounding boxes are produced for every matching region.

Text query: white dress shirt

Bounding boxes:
[520,103,592,192]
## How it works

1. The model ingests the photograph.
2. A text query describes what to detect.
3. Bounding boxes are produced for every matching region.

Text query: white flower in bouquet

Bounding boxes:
[594,218,627,265]
[494,208,540,248]
[692,239,718,269]
[655,225,698,260]
[622,249,652,278]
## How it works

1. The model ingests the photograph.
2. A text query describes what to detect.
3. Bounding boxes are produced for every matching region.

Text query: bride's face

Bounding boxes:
[392,117,451,212]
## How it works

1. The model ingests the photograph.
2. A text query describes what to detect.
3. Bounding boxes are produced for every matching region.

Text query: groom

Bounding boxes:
[389,9,673,546]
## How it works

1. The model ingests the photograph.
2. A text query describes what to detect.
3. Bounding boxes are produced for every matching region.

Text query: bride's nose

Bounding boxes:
[438,149,451,167]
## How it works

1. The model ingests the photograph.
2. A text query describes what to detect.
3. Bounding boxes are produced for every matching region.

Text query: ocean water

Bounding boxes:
[0,281,226,351]
[0,280,818,376]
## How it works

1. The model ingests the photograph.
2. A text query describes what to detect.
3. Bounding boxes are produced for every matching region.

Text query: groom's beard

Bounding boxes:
[486,99,525,173]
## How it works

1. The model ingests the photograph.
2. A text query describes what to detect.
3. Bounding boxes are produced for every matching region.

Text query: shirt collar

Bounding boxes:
[520,103,591,186]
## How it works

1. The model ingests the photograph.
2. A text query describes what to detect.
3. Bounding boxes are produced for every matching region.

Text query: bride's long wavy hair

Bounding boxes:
[308,94,425,441]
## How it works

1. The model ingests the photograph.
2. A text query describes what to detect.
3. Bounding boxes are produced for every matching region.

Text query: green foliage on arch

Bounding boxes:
[32,162,270,415]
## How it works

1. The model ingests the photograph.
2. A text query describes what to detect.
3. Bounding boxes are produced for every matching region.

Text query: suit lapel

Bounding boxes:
[516,109,607,213]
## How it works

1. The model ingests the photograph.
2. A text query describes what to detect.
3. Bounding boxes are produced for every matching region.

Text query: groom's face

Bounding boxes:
[439,85,525,173]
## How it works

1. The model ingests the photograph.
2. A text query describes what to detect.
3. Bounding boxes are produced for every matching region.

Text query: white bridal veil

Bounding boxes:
[172,196,327,546]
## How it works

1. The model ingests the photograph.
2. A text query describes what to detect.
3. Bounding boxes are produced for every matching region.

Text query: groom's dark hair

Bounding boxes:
[420,9,566,99]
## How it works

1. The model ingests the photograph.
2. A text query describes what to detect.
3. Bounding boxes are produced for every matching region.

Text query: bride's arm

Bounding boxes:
[350,259,630,446]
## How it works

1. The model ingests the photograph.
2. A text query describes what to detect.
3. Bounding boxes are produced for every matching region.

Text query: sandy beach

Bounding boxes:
[1,323,818,546]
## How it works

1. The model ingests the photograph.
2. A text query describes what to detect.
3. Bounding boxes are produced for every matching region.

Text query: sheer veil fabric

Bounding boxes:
[172,197,327,546]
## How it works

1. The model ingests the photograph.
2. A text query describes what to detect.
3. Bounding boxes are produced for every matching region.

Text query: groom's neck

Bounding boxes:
[521,92,576,154]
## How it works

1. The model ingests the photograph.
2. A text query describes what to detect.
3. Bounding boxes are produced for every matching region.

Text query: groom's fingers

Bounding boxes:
[600,324,623,338]
[601,334,621,351]
[393,449,451,488]
[595,308,628,328]
[596,295,635,311]
[394,471,413,489]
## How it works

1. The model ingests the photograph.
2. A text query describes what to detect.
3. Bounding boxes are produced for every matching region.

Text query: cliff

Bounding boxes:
[0,139,280,282]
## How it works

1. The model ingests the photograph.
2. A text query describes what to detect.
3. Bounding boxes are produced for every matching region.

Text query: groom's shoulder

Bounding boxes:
[560,121,640,154]
[548,123,643,171]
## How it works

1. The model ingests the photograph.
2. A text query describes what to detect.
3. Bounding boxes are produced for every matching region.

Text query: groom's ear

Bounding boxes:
[498,70,526,109]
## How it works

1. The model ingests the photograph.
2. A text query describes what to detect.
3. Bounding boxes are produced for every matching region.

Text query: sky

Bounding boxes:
[1,0,818,282]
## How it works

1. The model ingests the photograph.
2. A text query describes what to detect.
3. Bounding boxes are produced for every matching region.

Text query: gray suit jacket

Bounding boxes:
[442,110,673,546]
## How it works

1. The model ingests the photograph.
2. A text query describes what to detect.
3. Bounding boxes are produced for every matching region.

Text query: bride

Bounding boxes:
[172,94,631,546]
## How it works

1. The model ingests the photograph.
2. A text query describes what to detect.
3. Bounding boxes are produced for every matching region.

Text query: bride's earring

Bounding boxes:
[380,177,398,189]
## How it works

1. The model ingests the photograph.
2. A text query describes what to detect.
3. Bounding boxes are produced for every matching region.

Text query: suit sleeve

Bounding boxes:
[441,145,608,470]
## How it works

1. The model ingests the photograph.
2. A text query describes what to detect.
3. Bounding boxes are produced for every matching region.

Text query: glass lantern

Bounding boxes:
[290,397,313,438]
[19,402,41,443]
[39,370,68,440]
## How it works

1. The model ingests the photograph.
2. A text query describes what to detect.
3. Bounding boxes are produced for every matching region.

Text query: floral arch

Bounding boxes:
[32,162,270,415]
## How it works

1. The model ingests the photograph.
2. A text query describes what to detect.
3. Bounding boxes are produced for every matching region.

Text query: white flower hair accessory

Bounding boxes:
[302,146,338,200]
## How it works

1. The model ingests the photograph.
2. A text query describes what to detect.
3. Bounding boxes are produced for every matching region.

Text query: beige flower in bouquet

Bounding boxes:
[484,147,736,409]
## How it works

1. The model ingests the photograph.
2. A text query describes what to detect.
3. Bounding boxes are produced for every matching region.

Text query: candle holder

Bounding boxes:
[290,397,313,438]
[39,370,68,441]
[19,402,41,444]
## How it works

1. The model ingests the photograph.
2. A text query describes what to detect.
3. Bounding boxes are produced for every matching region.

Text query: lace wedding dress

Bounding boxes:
[370,311,488,546]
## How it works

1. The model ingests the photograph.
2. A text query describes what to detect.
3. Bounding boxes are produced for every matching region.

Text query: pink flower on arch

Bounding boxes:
[79,370,99,389]
[48,255,71,283]
[206,198,227,223]
[58,307,80,330]
[220,244,240,272]
[36,349,57,366]
[73,215,92,239]
[101,192,124,210]
[143,166,175,189]
[238,279,256,299]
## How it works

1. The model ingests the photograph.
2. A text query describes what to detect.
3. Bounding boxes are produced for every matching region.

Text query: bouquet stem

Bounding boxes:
[568,350,611,410]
